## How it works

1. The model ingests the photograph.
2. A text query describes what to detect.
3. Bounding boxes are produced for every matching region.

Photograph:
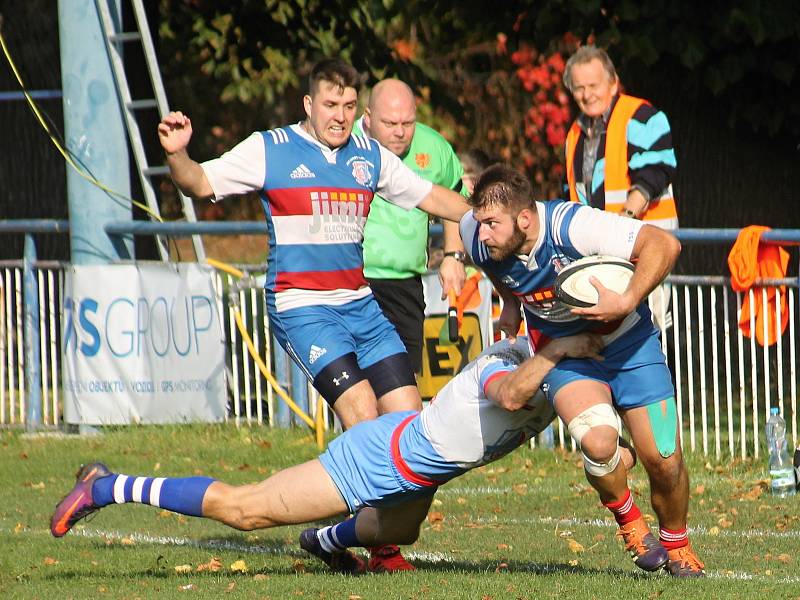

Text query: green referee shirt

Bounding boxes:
[354,117,465,279]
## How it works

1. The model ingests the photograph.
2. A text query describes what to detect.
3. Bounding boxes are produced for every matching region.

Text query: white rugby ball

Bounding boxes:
[554,255,635,308]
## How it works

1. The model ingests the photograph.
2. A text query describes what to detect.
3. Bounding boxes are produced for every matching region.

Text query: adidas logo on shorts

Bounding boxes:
[308,345,327,364]
[290,163,316,179]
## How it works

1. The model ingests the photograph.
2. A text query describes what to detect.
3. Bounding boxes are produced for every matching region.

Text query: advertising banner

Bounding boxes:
[62,263,226,424]
[418,272,493,400]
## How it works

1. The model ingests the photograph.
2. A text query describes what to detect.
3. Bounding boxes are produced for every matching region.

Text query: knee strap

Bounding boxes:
[583,446,621,477]
[567,403,620,446]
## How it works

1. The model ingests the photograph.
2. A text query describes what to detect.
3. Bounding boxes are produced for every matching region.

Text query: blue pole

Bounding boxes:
[23,235,42,431]
[272,334,291,428]
[289,363,309,427]
[58,0,133,264]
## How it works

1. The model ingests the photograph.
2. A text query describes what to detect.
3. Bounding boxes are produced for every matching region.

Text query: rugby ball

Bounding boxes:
[554,255,635,308]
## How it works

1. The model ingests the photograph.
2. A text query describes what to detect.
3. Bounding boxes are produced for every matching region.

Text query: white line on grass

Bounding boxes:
[68,527,461,566]
[453,514,800,540]
[13,526,800,584]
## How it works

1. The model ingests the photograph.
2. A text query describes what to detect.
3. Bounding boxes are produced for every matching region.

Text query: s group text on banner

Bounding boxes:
[62,263,226,424]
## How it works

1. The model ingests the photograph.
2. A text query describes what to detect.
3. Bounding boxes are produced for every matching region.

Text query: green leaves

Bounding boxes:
[155,0,800,168]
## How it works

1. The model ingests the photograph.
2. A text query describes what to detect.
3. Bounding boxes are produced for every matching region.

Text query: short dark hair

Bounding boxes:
[469,164,535,213]
[459,148,493,176]
[309,58,361,96]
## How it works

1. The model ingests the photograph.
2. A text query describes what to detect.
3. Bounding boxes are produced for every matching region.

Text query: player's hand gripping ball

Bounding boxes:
[554,255,634,308]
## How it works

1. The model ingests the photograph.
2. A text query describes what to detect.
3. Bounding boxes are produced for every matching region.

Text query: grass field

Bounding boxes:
[2,424,799,599]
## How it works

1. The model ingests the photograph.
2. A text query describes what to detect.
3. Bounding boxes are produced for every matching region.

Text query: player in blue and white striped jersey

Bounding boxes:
[460,164,703,577]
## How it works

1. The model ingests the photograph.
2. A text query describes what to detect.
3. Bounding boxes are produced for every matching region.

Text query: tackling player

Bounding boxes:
[51,333,604,573]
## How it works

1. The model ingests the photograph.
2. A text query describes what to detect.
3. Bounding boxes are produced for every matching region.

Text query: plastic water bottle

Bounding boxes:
[765,407,796,497]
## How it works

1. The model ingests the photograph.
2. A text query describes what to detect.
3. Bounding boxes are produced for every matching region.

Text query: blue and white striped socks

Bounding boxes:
[316,516,361,553]
[92,473,215,517]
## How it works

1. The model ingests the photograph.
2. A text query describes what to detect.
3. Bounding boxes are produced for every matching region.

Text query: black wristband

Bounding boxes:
[443,250,466,263]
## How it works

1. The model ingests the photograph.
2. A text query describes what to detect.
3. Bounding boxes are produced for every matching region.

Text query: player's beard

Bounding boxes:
[487,224,527,261]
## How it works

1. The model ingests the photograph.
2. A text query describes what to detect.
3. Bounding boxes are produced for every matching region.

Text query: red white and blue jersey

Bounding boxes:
[202,124,432,312]
[317,338,556,512]
[460,200,653,349]
[411,338,555,475]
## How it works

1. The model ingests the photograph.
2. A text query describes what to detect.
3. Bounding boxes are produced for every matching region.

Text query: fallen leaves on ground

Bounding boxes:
[291,559,306,574]
[737,484,765,501]
[229,559,248,573]
[195,557,222,572]
[566,538,585,553]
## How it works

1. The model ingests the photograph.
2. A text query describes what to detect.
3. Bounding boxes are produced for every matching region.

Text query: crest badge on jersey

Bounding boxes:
[551,253,571,273]
[415,153,430,169]
[350,160,372,187]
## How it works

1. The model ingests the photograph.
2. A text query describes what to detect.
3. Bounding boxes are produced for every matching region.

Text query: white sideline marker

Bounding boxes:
[10,526,800,583]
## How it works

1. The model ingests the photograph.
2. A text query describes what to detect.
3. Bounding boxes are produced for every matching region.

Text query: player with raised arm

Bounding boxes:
[51,333,605,574]
[460,164,704,577]
[157,58,470,571]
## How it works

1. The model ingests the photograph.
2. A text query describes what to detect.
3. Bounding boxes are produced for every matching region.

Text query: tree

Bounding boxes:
[156,1,800,229]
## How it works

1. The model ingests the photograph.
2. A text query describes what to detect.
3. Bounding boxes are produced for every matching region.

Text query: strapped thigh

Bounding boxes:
[646,397,678,458]
[313,353,366,406]
[363,352,416,399]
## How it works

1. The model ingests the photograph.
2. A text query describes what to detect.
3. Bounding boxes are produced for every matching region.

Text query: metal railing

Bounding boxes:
[2,219,798,461]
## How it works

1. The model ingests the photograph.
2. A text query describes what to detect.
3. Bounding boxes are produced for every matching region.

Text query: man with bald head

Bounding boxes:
[355,79,468,375]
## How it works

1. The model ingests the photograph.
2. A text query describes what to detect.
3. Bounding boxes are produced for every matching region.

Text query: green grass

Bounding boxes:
[2,425,799,599]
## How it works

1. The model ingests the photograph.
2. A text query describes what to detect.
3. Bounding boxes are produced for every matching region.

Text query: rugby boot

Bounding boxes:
[51,462,112,537]
[367,544,416,573]
[299,528,365,575]
[665,543,706,578]
[616,516,668,571]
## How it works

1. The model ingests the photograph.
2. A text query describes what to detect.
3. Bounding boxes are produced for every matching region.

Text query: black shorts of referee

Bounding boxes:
[367,276,425,374]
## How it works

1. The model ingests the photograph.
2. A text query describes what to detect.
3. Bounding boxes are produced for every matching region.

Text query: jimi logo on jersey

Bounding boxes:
[308,190,372,240]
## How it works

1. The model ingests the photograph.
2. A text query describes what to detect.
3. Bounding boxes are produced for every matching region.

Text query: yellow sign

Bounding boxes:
[418,313,483,400]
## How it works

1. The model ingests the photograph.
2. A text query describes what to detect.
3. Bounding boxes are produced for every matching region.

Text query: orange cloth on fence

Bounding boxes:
[727,225,789,346]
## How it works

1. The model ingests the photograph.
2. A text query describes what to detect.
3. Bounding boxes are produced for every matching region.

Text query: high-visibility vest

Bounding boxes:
[565,94,679,230]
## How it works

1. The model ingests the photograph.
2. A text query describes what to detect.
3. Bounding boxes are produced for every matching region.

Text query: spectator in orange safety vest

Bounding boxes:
[562,46,678,330]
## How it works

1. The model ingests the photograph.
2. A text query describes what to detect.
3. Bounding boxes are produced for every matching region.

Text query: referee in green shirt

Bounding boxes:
[354,79,467,373]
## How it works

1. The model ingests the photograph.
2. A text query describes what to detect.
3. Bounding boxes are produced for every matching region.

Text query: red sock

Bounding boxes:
[659,526,688,551]
[603,489,642,526]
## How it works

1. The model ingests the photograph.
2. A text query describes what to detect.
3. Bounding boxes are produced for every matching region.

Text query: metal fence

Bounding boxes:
[215,267,334,430]
[1,260,65,428]
[1,222,799,462]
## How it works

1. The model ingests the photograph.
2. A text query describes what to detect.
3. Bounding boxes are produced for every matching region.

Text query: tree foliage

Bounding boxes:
[157,0,800,203]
